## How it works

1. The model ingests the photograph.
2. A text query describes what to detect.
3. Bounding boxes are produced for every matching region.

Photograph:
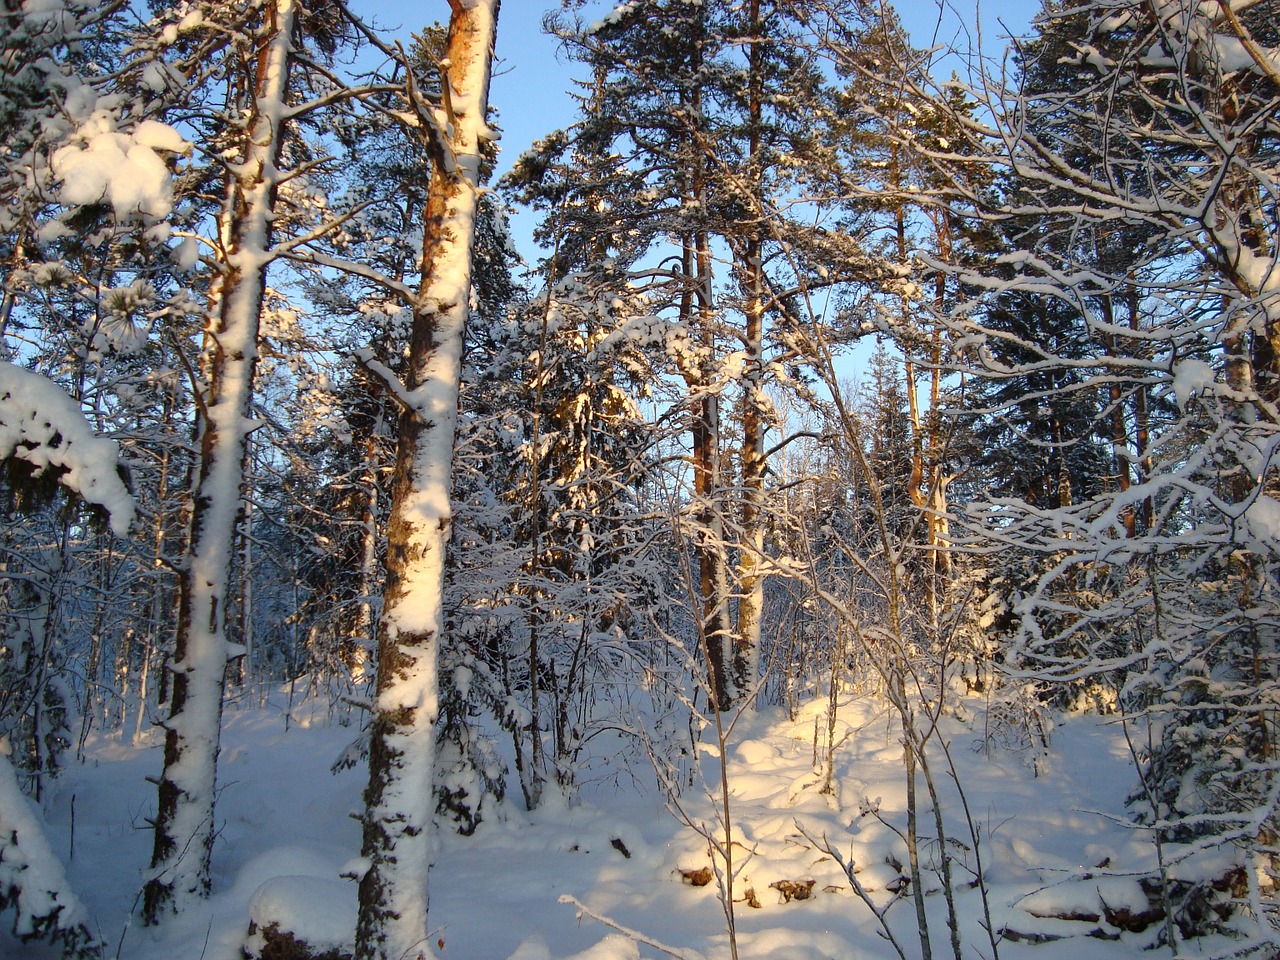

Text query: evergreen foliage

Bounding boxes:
[1,0,1278,955]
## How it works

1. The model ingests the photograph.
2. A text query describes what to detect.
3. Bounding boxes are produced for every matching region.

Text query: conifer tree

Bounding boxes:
[511,0,865,710]
[355,3,500,957]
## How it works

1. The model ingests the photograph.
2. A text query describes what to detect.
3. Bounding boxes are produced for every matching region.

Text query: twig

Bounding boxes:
[794,822,910,960]
[558,895,708,960]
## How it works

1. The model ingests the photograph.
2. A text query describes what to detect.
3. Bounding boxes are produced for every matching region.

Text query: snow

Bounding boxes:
[132,119,189,153]
[1245,495,1280,545]
[588,3,641,35]
[0,749,91,945]
[565,937,641,960]
[246,875,356,956]
[50,114,189,222]
[177,8,204,33]
[11,690,1243,960]
[0,361,134,535]
[140,62,169,92]
[1171,357,1215,410]
[172,236,200,271]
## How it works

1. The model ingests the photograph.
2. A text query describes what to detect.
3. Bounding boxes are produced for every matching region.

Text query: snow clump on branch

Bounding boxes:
[0,362,134,536]
[50,111,190,223]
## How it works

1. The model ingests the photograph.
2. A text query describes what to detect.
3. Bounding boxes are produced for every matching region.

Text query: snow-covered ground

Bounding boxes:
[4,690,1243,959]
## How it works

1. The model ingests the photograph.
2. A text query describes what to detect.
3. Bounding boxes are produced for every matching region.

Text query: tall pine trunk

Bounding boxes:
[684,18,734,712]
[355,3,499,958]
[143,0,295,922]
[694,228,733,711]
[733,0,767,705]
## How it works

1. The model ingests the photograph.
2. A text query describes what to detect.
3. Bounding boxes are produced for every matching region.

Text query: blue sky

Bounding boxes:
[375,1,1040,258]
[483,2,1038,172]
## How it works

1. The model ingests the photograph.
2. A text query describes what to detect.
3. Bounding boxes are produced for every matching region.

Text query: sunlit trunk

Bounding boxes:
[733,0,766,706]
[355,3,499,957]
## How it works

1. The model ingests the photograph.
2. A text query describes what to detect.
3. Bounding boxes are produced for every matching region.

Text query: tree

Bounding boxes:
[141,0,303,918]
[818,0,1280,947]
[445,262,668,811]
[138,0,424,920]
[354,3,500,958]
[0,362,135,807]
[0,0,179,807]
[512,0,865,711]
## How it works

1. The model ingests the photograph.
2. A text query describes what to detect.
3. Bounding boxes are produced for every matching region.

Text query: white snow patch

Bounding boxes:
[1172,357,1215,409]
[1244,495,1280,544]
[0,749,91,942]
[563,934,640,960]
[44,689,1218,960]
[50,114,189,221]
[132,119,190,153]
[0,362,134,535]
[246,875,356,956]
[172,236,200,271]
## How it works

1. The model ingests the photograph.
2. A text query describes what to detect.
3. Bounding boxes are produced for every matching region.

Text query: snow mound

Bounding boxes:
[563,934,640,960]
[245,875,356,958]
[50,112,189,222]
[0,749,96,956]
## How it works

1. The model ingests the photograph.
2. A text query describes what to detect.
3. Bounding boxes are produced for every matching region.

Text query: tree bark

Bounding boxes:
[683,15,734,713]
[143,0,295,922]
[694,228,733,712]
[733,0,766,707]
[354,3,499,958]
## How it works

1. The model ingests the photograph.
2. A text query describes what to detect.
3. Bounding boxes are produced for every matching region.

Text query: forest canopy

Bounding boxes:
[0,1,1278,958]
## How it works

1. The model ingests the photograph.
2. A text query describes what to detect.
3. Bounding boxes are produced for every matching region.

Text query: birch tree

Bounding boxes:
[354,3,500,958]
[141,0,404,920]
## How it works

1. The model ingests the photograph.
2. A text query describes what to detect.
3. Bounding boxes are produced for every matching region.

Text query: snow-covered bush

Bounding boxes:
[0,747,98,958]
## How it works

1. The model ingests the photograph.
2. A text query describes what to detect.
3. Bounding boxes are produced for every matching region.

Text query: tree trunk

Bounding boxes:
[684,23,734,711]
[143,0,295,922]
[694,228,733,711]
[733,0,766,707]
[352,403,386,686]
[354,3,499,958]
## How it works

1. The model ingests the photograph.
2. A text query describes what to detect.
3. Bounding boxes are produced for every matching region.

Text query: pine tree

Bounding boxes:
[511,0,863,711]
[355,3,501,957]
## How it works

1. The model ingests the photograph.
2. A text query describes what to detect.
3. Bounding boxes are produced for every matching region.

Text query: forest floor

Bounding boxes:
[7,688,1255,959]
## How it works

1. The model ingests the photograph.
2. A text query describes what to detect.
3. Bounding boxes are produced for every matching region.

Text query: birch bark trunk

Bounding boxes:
[733,0,766,707]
